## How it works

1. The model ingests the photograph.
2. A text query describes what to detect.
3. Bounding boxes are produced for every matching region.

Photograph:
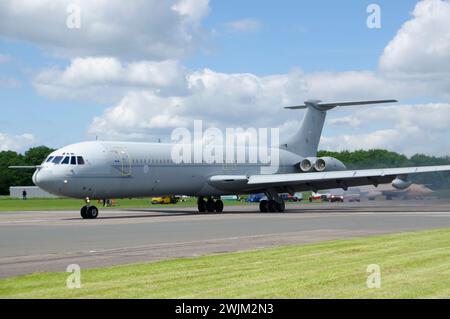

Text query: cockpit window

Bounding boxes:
[70,156,77,165]
[77,156,85,165]
[61,156,70,164]
[46,156,54,163]
[52,156,63,164]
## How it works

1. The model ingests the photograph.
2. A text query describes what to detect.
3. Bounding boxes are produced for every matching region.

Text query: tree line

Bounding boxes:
[0,146,55,195]
[0,147,449,195]
[317,149,450,189]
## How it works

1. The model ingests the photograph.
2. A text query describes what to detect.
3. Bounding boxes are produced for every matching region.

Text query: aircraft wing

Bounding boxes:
[209,165,450,193]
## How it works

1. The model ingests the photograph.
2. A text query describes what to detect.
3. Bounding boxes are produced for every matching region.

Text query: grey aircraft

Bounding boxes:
[11,99,450,219]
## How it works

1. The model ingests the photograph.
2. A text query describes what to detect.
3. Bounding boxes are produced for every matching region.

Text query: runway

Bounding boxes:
[1,200,450,278]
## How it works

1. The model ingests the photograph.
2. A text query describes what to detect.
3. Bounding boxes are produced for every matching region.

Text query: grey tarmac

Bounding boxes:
[1,200,450,278]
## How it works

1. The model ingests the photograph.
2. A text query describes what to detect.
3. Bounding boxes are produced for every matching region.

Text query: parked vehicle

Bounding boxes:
[309,192,321,202]
[246,194,266,202]
[280,193,303,202]
[329,194,344,202]
[309,192,331,202]
[151,196,177,204]
[220,195,240,201]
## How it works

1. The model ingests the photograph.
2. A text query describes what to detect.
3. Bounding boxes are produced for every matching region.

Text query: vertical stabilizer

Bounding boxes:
[283,99,397,157]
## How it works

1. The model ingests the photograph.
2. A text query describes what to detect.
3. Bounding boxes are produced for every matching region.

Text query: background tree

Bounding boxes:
[318,149,450,189]
[24,146,55,165]
[0,146,55,195]
[0,146,449,195]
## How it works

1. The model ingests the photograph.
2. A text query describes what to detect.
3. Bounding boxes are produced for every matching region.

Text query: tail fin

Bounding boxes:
[282,99,398,157]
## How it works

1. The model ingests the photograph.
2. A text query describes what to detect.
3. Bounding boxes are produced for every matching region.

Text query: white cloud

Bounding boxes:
[0,0,209,60]
[380,0,450,74]
[0,133,36,152]
[89,91,190,140]
[33,57,188,101]
[223,18,263,33]
[0,76,20,89]
[0,54,12,64]
[15,0,450,156]
[87,69,292,140]
[322,103,450,156]
[84,64,446,142]
[172,0,210,23]
[86,63,450,155]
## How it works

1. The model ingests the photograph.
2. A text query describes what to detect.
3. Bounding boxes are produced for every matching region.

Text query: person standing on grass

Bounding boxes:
[22,189,27,200]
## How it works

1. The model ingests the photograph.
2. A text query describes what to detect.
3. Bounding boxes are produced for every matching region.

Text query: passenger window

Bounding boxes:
[70,156,76,165]
[52,156,63,164]
[77,156,85,165]
[46,156,54,163]
[61,156,70,164]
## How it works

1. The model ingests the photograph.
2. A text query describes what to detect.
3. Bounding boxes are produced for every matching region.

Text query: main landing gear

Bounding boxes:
[197,197,224,213]
[259,199,285,212]
[259,190,285,212]
[80,197,99,219]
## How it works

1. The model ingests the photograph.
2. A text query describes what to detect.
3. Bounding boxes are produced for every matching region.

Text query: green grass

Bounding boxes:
[0,197,155,211]
[0,197,260,211]
[1,228,449,298]
[0,197,207,211]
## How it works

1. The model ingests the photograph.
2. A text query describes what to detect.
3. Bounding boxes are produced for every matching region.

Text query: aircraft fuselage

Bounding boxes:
[33,141,302,199]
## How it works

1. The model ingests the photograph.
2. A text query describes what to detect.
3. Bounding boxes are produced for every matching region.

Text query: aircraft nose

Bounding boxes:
[32,170,39,185]
[33,169,58,193]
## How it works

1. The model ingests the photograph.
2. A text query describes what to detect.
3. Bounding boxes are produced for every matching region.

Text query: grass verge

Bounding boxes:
[0,197,260,211]
[0,197,210,211]
[1,228,449,298]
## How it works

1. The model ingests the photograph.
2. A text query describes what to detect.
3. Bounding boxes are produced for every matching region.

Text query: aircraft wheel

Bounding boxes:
[276,201,285,212]
[206,199,215,212]
[87,206,98,219]
[259,200,268,212]
[268,200,278,212]
[214,199,224,213]
[197,198,206,213]
[80,206,88,219]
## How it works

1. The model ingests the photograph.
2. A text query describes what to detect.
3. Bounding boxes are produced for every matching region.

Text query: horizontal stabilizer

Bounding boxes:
[285,99,398,111]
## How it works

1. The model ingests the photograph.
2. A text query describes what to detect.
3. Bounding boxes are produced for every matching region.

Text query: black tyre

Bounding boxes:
[214,199,224,213]
[276,201,285,212]
[197,198,206,212]
[87,206,98,219]
[80,206,88,219]
[259,200,268,212]
[268,200,278,212]
[206,199,215,212]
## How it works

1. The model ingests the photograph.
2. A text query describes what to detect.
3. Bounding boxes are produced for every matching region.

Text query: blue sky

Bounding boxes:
[186,0,417,74]
[0,0,449,156]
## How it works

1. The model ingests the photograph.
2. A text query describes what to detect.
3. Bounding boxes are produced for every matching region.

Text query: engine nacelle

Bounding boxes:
[299,157,317,172]
[392,177,412,190]
[313,157,347,172]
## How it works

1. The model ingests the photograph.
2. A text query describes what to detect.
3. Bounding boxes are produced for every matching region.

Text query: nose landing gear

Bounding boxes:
[197,197,224,213]
[80,197,99,219]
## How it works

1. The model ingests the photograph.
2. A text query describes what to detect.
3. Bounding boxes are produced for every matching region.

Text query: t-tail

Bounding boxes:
[282,99,398,157]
